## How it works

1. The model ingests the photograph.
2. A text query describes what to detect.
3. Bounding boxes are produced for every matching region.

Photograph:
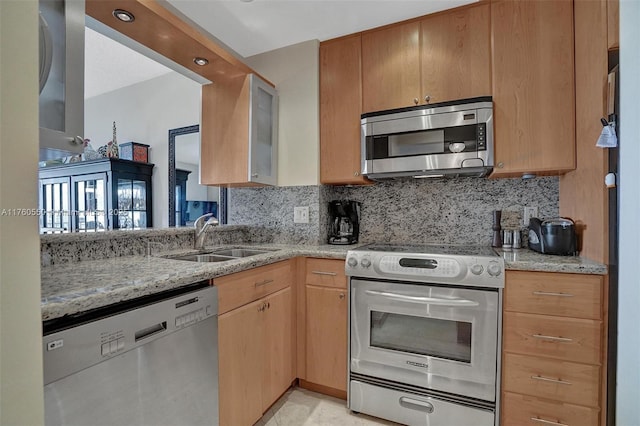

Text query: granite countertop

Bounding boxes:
[41,244,606,322]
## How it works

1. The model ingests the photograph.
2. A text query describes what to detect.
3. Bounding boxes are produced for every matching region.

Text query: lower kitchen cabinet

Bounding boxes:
[501,270,605,426]
[305,285,348,392]
[216,261,295,426]
[299,258,348,396]
[218,297,263,426]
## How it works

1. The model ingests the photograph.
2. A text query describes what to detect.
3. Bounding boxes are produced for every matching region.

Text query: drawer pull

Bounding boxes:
[532,334,573,343]
[532,291,574,297]
[531,375,572,385]
[254,279,274,287]
[311,270,337,276]
[530,417,569,426]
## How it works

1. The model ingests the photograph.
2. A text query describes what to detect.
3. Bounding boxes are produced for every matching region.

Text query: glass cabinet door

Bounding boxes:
[117,178,147,229]
[40,176,71,233]
[72,173,107,232]
[249,74,278,186]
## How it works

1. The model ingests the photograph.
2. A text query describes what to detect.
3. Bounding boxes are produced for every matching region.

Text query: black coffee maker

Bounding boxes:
[328,200,361,245]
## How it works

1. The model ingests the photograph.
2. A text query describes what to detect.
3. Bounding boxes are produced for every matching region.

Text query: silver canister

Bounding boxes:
[512,229,522,249]
[502,229,513,249]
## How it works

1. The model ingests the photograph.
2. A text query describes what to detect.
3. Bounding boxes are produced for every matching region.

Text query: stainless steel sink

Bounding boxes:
[167,247,279,262]
[207,248,278,258]
[168,254,237,263]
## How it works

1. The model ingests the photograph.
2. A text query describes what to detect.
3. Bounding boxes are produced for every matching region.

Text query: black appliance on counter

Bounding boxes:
[528,217,578,255]
[328,200,360,245]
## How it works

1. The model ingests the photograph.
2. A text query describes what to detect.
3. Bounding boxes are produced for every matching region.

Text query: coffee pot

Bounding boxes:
[328,200,361,245]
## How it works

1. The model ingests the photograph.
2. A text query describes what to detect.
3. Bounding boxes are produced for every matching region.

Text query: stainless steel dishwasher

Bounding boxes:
[43,282,218,426]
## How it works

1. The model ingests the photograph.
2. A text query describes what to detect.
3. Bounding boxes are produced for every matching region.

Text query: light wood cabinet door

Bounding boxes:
[320,35,368,185]
[502,391,600,426]
[201,75,251,186]
[420,4,491,104]
[503,353,601,408]
[504,271,603,320]
[362,21,421,112]
[608,0,619,50]
[262,287,295,411]
[305,285,348,392]
[218,297,264,426]
[491,0,575,177]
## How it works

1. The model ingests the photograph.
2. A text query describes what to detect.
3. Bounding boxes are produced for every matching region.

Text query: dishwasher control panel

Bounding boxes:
[43,285,218,385]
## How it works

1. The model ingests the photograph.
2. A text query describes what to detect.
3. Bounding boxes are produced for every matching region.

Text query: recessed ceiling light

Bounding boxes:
[112,9,135,23]
[193,57,209,66]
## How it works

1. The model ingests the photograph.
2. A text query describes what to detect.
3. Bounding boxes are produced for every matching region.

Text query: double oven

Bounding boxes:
[345,244,504,426]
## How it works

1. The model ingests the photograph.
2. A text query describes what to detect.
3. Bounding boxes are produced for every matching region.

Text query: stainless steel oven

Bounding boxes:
[346,244,504,426]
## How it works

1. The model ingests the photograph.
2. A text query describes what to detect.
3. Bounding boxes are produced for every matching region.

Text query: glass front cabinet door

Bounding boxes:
[38,158,154,233]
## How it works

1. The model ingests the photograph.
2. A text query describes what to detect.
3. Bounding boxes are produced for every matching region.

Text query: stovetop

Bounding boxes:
[356,243,499,258]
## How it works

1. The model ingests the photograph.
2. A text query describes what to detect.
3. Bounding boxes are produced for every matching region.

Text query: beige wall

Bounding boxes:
[246,40,320,186]
[0,0,45,424]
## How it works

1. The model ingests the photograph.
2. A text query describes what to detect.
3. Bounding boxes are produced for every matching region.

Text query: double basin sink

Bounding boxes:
[168,247,280,263]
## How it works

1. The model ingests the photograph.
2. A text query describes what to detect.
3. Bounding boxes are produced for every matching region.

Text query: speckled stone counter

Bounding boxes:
[41,244,606,322]
[41,244,353,321]
[499,248,607,275]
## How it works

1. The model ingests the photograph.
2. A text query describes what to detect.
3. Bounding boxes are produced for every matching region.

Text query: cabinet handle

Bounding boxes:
[399,396,434,413]
[255,279,274,287]
[72,135,84,145]
[532,291,574,297]
[251,173,259,178]
[339,293,345,300]
[258,304,264,312]
[497,162,504,168]
[530,375,572,386]
[354,171,360,177]
[532,334,573,343]
[266,302,270,310]
[311,271,337,276]
[424,95,431,104]
[530,417,569,426]
[413,98,419,105]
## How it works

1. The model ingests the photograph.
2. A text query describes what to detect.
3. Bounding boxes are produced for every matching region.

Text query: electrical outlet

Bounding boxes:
[293,206,309,224]
[523,206,539,226]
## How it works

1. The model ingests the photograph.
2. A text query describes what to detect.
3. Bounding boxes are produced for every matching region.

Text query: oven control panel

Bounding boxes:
[345,249,504,288]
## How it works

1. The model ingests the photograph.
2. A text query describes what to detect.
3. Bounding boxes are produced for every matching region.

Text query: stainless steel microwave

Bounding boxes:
[361,97,494,179]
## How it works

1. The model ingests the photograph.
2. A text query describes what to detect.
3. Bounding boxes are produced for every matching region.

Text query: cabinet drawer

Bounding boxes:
[503,312,602,364]
[305,258,347,289]
[505,271,603,319]
[502,391,599,426]
[215,260,293,314]
[502,353,600,408]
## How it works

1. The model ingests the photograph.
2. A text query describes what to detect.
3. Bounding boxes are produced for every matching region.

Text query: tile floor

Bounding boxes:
[256,387,399,426]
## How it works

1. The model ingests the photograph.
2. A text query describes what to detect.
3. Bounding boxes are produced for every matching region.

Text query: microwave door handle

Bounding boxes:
[364,290,479,307]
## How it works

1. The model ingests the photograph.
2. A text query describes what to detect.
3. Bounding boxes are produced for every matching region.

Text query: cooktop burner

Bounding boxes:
[358,243,499,258]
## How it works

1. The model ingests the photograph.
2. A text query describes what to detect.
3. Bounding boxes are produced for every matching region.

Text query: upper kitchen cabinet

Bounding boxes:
[491,0,576,178]
[319,34,369,185]
[201,73,278,187]
[361,4,491,113]
[362,21,421,112]
[420,4,491,104]
[608,0,619,50]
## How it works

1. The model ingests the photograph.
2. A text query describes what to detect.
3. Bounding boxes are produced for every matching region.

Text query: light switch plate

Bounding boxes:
[294,206,309,224]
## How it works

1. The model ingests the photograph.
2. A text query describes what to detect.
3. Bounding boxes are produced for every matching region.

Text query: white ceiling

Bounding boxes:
[85,27,173,98]
[85,0,477,98]
[167,0,477,57]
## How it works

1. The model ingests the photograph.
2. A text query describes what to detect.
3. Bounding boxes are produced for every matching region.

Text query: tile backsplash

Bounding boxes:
[229,176,559,246]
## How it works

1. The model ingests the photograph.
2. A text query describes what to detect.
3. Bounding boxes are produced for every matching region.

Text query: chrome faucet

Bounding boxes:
[194,213,219,250]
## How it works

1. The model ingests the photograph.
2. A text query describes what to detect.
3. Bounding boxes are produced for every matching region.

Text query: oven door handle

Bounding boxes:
[365,290,480,307]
